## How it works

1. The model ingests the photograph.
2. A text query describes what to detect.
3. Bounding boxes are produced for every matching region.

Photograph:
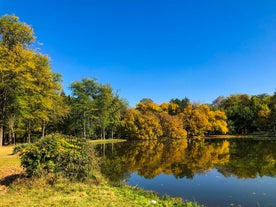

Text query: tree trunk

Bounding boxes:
[103,127,106,140]
[13,133,16,145]
[0,88,6,147]
[8,129,12,145]
[83,112,86,139]
[42,120,46,138]
[8,115,15,145]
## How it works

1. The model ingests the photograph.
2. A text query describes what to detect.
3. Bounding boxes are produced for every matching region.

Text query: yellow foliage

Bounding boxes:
[183,104,228,137]
[122,109,162,139]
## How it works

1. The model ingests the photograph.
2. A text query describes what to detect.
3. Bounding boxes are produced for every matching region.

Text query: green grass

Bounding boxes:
[0,145,203,207]
[1,178,202,207]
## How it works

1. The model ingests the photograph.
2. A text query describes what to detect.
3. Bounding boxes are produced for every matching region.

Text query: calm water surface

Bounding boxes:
[96,138,276,207]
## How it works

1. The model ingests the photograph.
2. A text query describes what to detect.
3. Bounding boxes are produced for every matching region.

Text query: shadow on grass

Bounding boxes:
[0,174,22,187]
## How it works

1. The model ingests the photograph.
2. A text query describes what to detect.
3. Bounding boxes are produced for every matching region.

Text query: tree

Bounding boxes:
[136,98,161,113]
[70,78,99,139]
[108,95,128,139]
[220,94,254,134]
[158,112,187,138]
[0,15,35,146]
[269,92,276,132]
[121,109,163,139]
[169,97,190,114]
[183,104,228,137]
[250,94,271,131]
[95,84,114,139]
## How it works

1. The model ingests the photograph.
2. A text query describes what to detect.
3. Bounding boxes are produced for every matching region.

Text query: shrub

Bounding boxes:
[20,134,99,182]
[13,143,30,154]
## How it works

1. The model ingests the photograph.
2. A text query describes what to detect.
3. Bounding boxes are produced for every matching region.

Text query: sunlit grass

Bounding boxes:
[1,178,202,207]
[0,146,22,176]
[0,145,202,207]
[88,139,127,145]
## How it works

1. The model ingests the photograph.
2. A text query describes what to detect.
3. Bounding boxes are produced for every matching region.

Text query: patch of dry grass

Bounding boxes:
[0,146,23,194]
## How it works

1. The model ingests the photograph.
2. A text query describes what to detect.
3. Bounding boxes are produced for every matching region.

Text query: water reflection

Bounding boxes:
[96,139,276,181]
[96,139,276,206]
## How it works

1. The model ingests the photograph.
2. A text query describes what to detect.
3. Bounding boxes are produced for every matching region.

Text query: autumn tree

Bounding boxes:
[0,15,66,145]
[121,108,163,139]
[158,112,187,138]
[0,15,35,145]
[183,104,228,137]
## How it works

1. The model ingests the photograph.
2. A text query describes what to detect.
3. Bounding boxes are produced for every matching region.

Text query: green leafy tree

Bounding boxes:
[70,78,99,139]
[220,94,254,134]
[169,97,190,115]
[269,92,276,132]
[250,94,271,131]
[95,84,114,139]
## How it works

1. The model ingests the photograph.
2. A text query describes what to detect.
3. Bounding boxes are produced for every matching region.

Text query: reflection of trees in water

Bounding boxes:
[217,140,276,178]
[98,139,229,180]
[98,139,276,181]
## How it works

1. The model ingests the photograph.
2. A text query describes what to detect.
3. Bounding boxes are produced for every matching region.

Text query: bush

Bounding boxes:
[20,134,99,182]
[13,143,30,154]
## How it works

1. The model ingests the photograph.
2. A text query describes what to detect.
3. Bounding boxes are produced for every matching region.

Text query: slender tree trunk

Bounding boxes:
[42,120,46,138]
[103,127,106,140]
[8,115,15,145]
[13,133,16,145]
[8,129,12,144]
[83,112,86,139]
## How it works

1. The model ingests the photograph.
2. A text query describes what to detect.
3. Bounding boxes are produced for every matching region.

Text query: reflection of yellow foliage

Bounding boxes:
[122,140,230,178]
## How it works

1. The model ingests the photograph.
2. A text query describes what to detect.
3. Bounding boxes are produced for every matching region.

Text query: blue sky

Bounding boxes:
[1,1,276,106]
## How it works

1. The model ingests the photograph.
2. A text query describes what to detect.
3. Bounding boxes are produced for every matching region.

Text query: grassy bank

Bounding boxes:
[0,145,202,207]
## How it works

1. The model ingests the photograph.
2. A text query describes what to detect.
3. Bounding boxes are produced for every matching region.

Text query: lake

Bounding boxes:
[95,138,276,207]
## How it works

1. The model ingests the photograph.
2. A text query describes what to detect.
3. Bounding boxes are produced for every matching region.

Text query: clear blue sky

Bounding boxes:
[1,1,276,106]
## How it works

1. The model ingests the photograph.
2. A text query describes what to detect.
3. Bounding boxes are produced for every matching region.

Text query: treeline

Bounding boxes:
[121,98,228,139]
[1,15,276,146]
[213,94,276,134]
